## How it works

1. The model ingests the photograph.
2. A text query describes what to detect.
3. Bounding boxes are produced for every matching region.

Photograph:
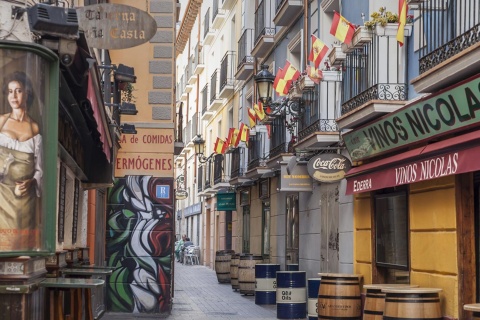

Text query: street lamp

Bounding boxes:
[193,134,214,163]
[254,64,304,117]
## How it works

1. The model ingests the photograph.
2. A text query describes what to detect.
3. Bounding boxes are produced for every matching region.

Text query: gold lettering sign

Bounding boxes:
[76,4,157,50]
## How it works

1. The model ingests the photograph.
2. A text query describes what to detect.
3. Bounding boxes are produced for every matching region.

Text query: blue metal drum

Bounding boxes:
[255,264,280,305]
[286,264,299,271]
[276,271,307,319]
[307,278,321,320]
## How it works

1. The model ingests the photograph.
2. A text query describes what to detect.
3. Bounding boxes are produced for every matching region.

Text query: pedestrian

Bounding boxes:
[175,234,186,262]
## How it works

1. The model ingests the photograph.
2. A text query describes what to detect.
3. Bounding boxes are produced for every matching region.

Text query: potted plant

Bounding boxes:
[364,7,413,37]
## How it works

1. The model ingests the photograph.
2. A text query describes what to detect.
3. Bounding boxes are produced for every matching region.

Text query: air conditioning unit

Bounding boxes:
[27,3,79,39]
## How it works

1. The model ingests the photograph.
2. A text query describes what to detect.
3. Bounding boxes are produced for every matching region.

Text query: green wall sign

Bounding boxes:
[217,192,236,211]
[344,74,480,161]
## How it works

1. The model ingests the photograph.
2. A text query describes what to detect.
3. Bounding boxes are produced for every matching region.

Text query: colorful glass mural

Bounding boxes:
[106,176,173,313]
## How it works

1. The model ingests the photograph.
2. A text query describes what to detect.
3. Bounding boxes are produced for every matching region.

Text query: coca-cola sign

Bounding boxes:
[307,153,352,183]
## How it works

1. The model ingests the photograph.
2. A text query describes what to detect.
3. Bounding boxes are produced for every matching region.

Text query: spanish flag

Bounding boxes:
[254,102,266,121]
[397,0,408,46]
[248,107,257,128]
[276,61,301,95]
[330,12,355,45]
[225,128,235,147]
[308,35,329,69]
[306,65,323,84]
[231,128,240,147]
[214,137,226,154]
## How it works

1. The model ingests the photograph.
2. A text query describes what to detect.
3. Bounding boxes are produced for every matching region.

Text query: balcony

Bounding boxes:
[200,85,214,120]
[209,70,223,111]
[228,148,251,186]
[337,35,408,130]
[328,44,346,68]
[320,0,340,13]
[219,51,236,99]
[411,1,480,94]
[295,85,340,151]
[244,133,270,180]
[341,27,372,53]
[273,0,303,27]
[236,29,254,81]
[212,0,226,29]
[203,9,215,46]
[193,44,205,75]
[211,154,230,191]
[251,0,275,58]
[220,0,235,10]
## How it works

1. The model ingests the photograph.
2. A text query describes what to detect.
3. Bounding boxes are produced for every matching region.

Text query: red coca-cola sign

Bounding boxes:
[307,153,352,183]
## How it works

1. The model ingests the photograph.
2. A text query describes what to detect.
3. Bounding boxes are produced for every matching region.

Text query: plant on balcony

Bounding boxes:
[364,7,413,30]
[121,82,137,103]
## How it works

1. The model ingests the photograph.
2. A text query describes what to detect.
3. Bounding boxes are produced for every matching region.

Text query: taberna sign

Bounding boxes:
[76,4,157,49]
[307,153,352,183]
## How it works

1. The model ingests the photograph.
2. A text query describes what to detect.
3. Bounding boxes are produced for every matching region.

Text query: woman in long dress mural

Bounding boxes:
[0,71,42,251]
[107,175,173,313]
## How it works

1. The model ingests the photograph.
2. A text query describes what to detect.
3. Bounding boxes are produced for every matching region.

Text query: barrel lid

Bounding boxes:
[318,273,362,278]
[364,284,419,290]
[277,271,306,273]
[382,287,442,294]
[255,263,280,266]
[464,304,480,311]
[308,277,322,281]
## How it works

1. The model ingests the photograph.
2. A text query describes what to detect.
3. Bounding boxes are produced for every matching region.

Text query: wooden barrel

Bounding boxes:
[382,288,442,319]
[464,304,480,319]
[238,255,263,295]
[214,250,235,283]
[255,264,280,305]
[363,284,418,320]
[307,278,321,320]
[318,273,362,319]
[276,271,307,319]
[230,253,240,290]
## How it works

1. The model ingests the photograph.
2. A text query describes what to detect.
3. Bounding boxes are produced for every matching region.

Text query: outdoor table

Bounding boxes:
[62,268,113,319]
[40,278,104,320]
[465,303,480,319]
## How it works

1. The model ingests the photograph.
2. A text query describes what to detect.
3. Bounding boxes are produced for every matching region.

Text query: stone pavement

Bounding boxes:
[101,260,278,319]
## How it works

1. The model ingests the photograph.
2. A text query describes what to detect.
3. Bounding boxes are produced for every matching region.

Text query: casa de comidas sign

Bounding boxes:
[343,74,480,161]
[307,154,352,183]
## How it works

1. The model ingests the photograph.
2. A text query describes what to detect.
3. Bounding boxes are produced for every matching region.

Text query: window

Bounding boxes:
[242,205,250,253]
[286,195,299,264]
[375,191,409,269]
[262,201,270,257]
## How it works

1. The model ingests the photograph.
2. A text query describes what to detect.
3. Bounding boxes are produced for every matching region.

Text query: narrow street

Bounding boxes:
[102,261,278,319]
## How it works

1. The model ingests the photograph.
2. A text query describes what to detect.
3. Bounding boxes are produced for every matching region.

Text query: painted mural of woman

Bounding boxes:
[0,71,42,250]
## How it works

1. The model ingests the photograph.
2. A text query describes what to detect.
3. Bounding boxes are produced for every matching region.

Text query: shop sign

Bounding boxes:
[346,143,480,194]
[184,203,202,217]
[280,164,312,192]
[343,74,480,161]
[217,193,236,211]
[76,3,157,50]
[307,153,351,183]
[115,152,173,177]
[119,128,174,153]
[175,189,188,200]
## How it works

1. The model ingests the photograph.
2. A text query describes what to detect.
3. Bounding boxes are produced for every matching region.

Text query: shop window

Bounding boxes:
[286,195,299,264]
[243,205,250,253]
[262,201,270,257]
[375,190,409,283]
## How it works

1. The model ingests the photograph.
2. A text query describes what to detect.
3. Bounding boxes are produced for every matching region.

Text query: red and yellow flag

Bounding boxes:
[233,123,244,147]
[330,12,355,45]
[308,35,329,69]
[232,128,240,147]
[240,123,249,142]
[254,102,266,121]
[273,67,285,89]
[306,65,323,84]
[248,107,256,128]
[276,61,301,95]
[214,137,226,154]
[397,0,408,46]
[225,128,235,147]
